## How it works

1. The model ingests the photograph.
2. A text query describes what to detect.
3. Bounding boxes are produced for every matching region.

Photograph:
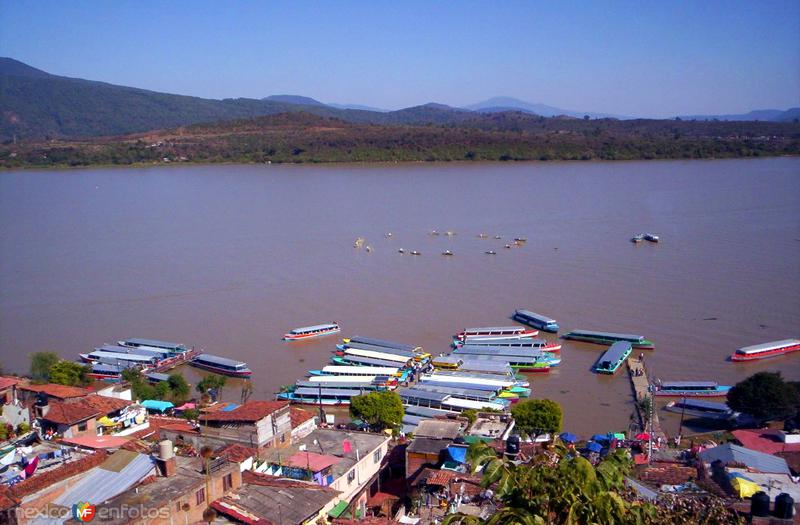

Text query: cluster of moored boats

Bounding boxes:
[78,338,253,380]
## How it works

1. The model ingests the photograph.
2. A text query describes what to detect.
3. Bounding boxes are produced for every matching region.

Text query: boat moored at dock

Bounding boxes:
[118,338,189,355]
[513,309,560,333]
[81,350,157,366]
[562,329,654,349]
[664,399,738,421]
[455,338,561,352]
[593,342,632,374]
[730,339,800,362]
[653,381,732,397]
[189,354,252,377]
[456,326,538,341]
[342,336,422,353]
[308,365,400,377]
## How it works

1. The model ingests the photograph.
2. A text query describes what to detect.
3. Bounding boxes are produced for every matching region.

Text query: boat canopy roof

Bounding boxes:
[515,310,557,324]
[193,354,249,368]
[343,342,416,358]
[430,370,513,382]
[461,338,547,347]
[457,361,514,374]
[121,338,186,350]
[660,381,719,389]
[337,355,404,368]
[91,363,124,373]
[343,348,410,363]
[463,326,524,332]
[294,387,363,397]
[403,405,456,417]
[421,380,502,392]
[290,323,338,334]
[400,389,450,402]
[322,365,399,375]
[347,336,419,352]
[145,372,170,381]
[304,375,378,383]
[296,381,381,389]
[597,342,633,363]
[568,330,646,342]
[674,399,731,410]
[444,397,506,411]
[96,345,168,358]
[413,385,497,401]
[454,346,546,358]
[432,355,462,365]
[736,339,800,354]
[88,351,154,362]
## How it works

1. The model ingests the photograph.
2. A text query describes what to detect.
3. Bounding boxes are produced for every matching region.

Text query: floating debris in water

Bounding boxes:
[477,233,488,238]
[485,250,497,255]
[385,232,393,238]
[494,235,502,239]
[430,230,440,236]
[398,248,405,254]
[353,237,366,248]
[365,246,372,252]
[410,250,421,255]
[504,244,512,249]
[445,231,456,236]
[442,250,454,256]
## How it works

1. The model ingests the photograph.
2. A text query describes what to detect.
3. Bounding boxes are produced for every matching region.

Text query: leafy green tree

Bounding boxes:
[167,374,190,403]
[30,352,59,382]
[510,399,562,437]
[154,381,170,400]
[727,372,799,421]
[121,367,142,383]
[196,374,227,402]
[48,361,91,386]
[349,391,404,432]
[181,408,200,420]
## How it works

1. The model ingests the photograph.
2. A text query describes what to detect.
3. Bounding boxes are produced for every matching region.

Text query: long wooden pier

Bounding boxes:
[627,357,668,452]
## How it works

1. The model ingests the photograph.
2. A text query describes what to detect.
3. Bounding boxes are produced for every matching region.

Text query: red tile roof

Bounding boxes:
[284,451,340,472]
[732,429,800,455]
[425,469,458,486]
[42,401,100,425]
[290,407,315,428]
[60,435,131,449]
[0,487,19,511]
[0,377,20,391]
[199,401,289,423]
[81,394,132,414]
[18,383,91,399]
[8,450,108,501]
[217,444,257,463]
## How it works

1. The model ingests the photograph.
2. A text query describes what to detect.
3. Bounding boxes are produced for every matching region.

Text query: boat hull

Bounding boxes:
[283,327,341,341]
[730,344,800,361]
[277,393,349,406]
[654,388,731,398]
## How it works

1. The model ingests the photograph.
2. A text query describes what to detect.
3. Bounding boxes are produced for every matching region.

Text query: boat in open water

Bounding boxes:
[456,326,538,341]
[664,399,737,421]
[563,329,654,349]
[283,322,340,341]
[593,342,632,374]
[730,339,800,362]
[189,354,252,377]
[513,309,560,333]
[653,381,732,398]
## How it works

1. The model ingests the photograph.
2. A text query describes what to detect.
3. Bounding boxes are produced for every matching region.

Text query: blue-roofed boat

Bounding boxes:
[513,309,560,333]
[95,344,171,360]
[118,338,189,355]
[664,399,738,420]
[278,387,363,406]
[189,354,251,377]
[283,322,340,341]
[593,342,632,374]
[86,363,128,381]
[654,381,732,398]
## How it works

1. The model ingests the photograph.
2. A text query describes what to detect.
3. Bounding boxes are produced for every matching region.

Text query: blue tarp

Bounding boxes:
[221,403,240,412]
[559,432,578,443]
[586,442,603,453]
[591,434,610,443]
[446,446,467,464]
[141,400,174,412]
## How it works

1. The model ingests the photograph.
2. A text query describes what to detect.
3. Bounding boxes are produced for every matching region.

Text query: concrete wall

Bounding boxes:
[331,438,390,503]
[2,403,29,428]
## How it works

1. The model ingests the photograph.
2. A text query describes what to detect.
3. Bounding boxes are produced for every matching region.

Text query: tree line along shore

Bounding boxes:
[2,112,799,169]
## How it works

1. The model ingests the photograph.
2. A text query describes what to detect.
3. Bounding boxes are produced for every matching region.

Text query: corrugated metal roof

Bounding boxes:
[453,346,546,358]
[660,381,719,389]
[52,452,156,506]
[698,443,790,474]
[400,389,449,402]
[192,353,248,367]
[567,330,645,341]
[293,387,365,397]
[336,354,403,367]
[121,338,186,351]
[348,336,418,352]
[343,342,416,358]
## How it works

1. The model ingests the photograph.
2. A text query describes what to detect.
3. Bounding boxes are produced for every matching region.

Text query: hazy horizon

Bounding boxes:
[1,1,799,118]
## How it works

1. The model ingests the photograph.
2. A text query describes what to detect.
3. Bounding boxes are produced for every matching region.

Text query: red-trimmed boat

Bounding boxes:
[730,339,800,362]
[456,326,538,341]
[283,322,340,341]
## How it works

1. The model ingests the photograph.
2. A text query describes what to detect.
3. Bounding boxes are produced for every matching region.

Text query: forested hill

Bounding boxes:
[3,111,798,169]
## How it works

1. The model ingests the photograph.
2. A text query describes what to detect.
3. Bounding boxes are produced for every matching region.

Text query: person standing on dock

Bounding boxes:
[639,352,644,361]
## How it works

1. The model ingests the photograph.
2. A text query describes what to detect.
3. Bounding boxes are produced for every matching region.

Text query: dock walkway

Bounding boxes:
[627,357,669,449]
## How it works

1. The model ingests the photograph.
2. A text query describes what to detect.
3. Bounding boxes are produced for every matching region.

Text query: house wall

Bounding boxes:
[405,451,439,479]
[13,471,94,525]
[330,438,390,503]
[291,417,317,441]
[59,418,97,439]
[2,403,29,428]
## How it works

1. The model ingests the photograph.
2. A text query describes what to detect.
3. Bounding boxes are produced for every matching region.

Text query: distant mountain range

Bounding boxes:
[678,108,800,122]
[1,57,797,141]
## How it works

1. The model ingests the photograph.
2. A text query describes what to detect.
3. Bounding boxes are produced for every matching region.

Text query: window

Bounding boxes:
[175,502,182,512]
[77,422,88,432]
[373,449,382,464]
[280,433,286,444]
[347,470,355,484]
[223,473,233,491]
[195,488,205,505]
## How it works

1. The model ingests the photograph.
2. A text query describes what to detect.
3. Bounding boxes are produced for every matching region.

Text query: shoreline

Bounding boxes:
[2,153,798,173]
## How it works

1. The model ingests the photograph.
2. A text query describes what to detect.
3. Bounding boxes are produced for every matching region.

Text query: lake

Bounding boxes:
[1,158,798,436]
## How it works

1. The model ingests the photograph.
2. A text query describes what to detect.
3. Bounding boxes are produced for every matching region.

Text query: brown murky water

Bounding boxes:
[1,158,798,436]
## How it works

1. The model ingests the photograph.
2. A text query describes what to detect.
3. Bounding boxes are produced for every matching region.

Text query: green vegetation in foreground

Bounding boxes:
[349,390,404,433]
[442,441,742,525]
[2,112,799,169]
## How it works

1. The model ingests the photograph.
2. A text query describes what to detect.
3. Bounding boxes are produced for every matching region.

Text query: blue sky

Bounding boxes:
[1,1,798,117]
